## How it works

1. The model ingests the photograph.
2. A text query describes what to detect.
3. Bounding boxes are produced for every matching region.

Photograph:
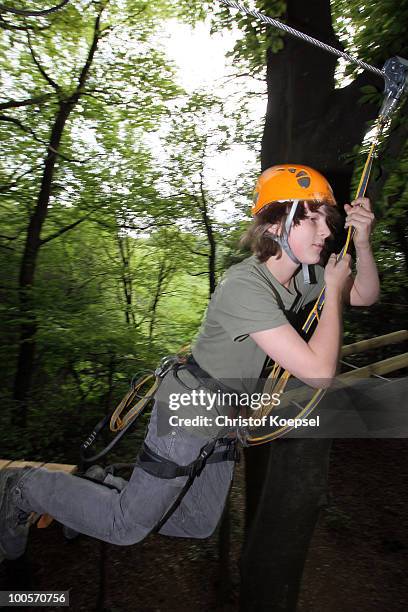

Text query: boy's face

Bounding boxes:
[287,203,331,265]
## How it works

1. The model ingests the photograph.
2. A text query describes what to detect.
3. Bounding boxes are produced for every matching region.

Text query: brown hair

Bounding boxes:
[241,200,341,262]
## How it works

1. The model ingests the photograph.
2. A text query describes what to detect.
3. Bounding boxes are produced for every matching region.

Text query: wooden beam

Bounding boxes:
[341,330,408,357]
[0,460,77,472]
[265,353,408,411]
[339,352,408,381]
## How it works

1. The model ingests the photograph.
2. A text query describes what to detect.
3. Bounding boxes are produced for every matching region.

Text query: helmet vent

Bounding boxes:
[296,170,311,188]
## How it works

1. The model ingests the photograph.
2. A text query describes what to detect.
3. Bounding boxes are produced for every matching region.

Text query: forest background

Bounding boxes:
[1,1,408,609]
[0,0,407,468]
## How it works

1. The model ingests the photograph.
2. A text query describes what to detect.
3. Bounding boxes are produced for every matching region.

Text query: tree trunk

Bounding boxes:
[12,10,103,427]
[241,439,332,612]
[196,167,217,296]
[117,235,136,326]
[261,0,380,202]
[207,223,217,296]
[13,101,74,426]
[148,258,175,345]
[241,0,381,609]
[217,497,232,605]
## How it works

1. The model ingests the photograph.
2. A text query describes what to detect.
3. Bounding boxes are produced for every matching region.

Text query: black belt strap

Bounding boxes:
[173,355,240,403]
[136,438,240,534]
[137,438,239,480]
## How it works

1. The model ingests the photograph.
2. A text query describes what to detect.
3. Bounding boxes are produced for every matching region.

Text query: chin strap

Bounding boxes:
[267,200,312,284]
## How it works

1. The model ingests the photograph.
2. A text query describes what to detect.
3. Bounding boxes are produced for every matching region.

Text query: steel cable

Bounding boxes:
[219,0,385,80]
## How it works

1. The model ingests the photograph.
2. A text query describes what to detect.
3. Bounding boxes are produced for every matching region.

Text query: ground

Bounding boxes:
[1,439,407,611]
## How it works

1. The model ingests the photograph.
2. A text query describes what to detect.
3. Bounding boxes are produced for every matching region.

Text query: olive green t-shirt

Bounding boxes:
[192,255,325,390]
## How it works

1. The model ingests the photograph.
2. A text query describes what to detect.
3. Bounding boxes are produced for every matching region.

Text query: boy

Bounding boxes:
[0,164,379,559]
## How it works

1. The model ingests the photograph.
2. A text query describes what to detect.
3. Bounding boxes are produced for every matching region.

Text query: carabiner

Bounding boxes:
[154,355,180,379]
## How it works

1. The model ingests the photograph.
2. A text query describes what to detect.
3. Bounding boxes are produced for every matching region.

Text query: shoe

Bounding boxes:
[0,468,32,562]
[81,464,107,482]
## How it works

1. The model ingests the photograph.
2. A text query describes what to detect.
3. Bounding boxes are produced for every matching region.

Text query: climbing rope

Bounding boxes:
[0,0,70,17]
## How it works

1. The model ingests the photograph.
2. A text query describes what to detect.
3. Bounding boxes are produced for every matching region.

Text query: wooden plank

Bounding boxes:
[7,461,45,469]
[0,460,77,473]
[43,462,77,474]
[339,352,408,381]
[263,353,408,410]
[341,330,408,357]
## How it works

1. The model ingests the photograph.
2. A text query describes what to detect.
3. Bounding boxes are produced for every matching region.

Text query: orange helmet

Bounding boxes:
[252,164,336,216]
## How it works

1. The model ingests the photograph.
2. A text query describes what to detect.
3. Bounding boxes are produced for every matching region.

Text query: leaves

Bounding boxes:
[0,0,258,453]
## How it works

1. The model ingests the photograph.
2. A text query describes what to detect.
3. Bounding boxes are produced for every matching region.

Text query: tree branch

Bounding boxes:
[0,165,40,193]
[0,113,44,143]
[77,7,104,91]
[27,30,60,92]
[0,94,53,111]
[40,215,91,245]
[93,218,174,232]
[0,114,99,163]
[0,14,48,32]
[188,271,209,276]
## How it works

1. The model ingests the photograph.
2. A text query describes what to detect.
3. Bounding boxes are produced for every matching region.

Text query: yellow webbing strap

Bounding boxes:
[247,388,327,445]
[110,374,159,432]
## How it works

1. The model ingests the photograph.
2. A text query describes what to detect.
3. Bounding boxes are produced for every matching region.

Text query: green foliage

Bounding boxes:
[0,0,256,459]
[332,0,408,73]
[330,0,408,318]
[204,0,286,75]
[2,0,407,462]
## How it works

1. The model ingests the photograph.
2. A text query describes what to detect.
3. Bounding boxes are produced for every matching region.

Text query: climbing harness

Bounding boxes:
[79,354,240,531]
[217,1,408,444]
[80,353,241,465]
[138,437,239,533]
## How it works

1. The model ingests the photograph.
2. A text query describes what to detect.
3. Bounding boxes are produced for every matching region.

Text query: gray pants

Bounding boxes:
[13,393,235,544]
